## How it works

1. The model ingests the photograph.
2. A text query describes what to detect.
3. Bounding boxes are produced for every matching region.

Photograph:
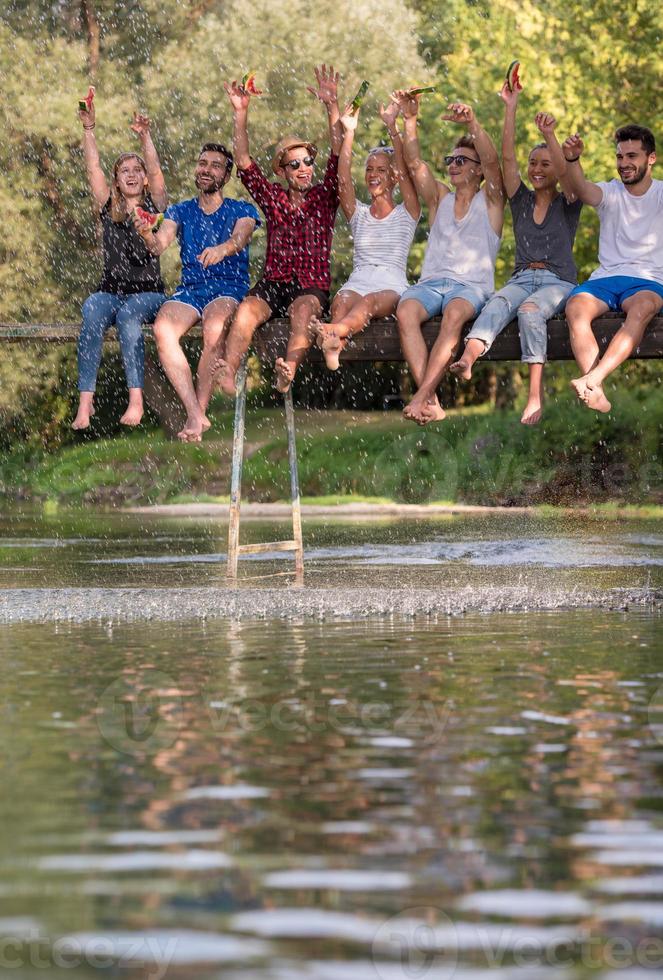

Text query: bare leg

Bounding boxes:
[566,293,611,412]
[152,301,205,441]
[196,297,239,412]
[216,296,271,397]
[397,298,445,421]
[274,294,323,393]
[312,291,360,370]
[314,290,399,370]
[450,338,486,380]
[72,391,95,430]
[577,291,663,411]
[521,364,544,425]
[404,298,475,424]
[120,388,144,426]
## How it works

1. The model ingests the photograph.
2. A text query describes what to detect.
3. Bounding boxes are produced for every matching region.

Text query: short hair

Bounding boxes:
[529,142,548,153]
[455,135,476,152]
[614,125,655,155]
[199,142,234,174]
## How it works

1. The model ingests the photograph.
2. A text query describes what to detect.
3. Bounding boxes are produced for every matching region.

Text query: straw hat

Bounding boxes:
[271,135,318,175]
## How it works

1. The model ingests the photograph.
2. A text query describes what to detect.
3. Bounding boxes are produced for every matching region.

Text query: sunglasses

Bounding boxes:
[444,154,480,167]
[284,156,315,170]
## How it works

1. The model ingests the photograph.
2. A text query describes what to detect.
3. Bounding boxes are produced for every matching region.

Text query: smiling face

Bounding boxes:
[364,151,396,198]
[446,144,482,188]
[195,150,231,194]
[527,146,558,192]
[278,146,315,192]
[114,155,147,197]
[616,139,656,187]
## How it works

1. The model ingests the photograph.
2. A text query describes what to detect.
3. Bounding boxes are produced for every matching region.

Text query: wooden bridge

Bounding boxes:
[2,314,660,579]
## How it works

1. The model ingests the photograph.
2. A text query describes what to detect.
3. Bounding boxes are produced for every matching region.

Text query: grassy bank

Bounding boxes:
[1,388,661,509]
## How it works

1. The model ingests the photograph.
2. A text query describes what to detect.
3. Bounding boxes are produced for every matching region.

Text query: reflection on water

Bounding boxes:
[1,593,662,978]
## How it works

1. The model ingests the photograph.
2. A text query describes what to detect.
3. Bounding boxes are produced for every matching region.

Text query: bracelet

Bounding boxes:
[83,125,95,131]
[566,154,580,162]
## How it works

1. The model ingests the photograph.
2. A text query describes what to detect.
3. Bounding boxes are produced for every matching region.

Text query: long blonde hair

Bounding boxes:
[110,152,148,223]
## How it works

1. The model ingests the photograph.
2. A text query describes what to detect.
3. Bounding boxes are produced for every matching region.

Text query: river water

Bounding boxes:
[0,510,662,978]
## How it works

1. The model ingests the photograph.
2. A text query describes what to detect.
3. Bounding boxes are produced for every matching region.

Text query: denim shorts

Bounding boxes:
[399,277,488,318]
[569,275,663,311]
[170,281,247,314]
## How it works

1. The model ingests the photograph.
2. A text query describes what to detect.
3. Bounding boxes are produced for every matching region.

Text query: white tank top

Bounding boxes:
[420,188,500,295]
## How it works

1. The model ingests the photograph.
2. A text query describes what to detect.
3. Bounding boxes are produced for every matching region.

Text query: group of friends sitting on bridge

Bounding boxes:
[73,66,663,441]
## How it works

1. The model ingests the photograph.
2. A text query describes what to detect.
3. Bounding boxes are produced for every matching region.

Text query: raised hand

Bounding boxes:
[130,112,151,139]
[535,112,557,137]
[131,209,154,237]
[307,64,340,106]
[499,80,520,108]
[442,102,475,126]
[391,89,419,119]
[78,102,96,129]
[379,100,400,131]
[562,133,584,160]
[224,80,251,113]
[340,103,360,132]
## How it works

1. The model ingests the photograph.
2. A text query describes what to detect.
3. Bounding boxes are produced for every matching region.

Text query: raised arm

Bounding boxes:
[391,89,446,218]
[197,215,257,268]
[560,134,603,207]
[379,100,420,219]
[443,102,505,211]
[337,105,358,220]
[534,113,576,202]
[78,101,109,210]
[499,82,521,198]
[307,64,342,155]
[224,81,252,170]
[132,215,178,256]
[130,113,167,211]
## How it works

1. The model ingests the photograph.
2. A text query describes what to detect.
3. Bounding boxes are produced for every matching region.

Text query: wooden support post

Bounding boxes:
[227,361,248,580]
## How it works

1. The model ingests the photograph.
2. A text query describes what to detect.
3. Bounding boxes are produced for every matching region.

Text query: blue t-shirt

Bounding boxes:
[164,196,260,288]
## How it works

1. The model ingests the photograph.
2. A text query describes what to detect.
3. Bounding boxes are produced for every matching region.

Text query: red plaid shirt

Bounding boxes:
[239,153,339,290]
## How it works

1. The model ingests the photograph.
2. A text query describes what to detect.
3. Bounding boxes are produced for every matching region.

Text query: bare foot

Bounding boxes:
[571,376,611,413]
[213,358,237,397]
[274,357,295,394]
[449,357,473,381]
[177,412,210,443]
[404,392,445,424]
[71,398,95,430]
[119,402,144,426]
[520,397,542,425]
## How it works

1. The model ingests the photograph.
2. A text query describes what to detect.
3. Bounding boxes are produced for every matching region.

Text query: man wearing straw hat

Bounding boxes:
[218,65,343,395]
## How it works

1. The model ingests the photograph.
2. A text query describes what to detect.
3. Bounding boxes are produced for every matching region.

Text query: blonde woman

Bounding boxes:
[313,100,420,370]
[72,101,167,429]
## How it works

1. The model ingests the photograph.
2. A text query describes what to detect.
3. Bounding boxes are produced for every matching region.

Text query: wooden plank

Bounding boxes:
[237,540,299,554]
[1,315,662,360]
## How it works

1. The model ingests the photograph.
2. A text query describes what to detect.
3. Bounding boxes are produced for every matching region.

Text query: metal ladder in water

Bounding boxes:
[226,361,304,580]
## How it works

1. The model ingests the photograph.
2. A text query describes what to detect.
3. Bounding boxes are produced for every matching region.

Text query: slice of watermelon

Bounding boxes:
[78,85,95,113]
[134,207,164,231]
[506,60,522,92]
[241,71,263,96]
[350,80,370,112]
[407,85,436,96]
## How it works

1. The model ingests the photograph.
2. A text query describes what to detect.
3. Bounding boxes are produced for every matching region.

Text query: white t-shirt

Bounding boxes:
[590,178,663,285]
[349,201,417,276]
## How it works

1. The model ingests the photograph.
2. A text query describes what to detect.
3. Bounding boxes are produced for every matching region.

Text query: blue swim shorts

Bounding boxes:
[399,276,488,318]
[569,275,663,311]
[169,281,247,314]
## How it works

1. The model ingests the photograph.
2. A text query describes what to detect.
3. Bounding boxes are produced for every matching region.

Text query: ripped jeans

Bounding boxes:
[464,268,575,364]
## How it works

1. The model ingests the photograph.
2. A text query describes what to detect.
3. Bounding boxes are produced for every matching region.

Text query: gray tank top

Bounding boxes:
[420,188,500,295]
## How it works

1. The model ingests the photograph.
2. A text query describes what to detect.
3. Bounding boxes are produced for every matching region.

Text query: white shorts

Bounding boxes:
[338,265,409,298]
